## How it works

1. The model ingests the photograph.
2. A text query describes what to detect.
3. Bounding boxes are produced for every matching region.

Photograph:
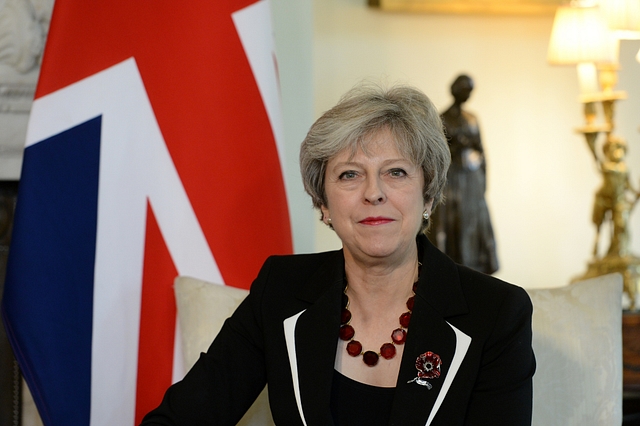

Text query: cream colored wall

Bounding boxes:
[312,0,640,289]
[272,0,316,254]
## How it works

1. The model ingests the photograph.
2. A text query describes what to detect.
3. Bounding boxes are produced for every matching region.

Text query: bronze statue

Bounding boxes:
[429,74,499,274]
[592,135,640,258]
[580,132,640,309]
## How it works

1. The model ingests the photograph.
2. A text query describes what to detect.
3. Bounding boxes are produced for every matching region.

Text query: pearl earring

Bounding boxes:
[423,211,430,220]
[327,218,332,225]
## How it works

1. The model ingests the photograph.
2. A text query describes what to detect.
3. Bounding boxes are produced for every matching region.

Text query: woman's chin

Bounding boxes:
[345,237,415,262]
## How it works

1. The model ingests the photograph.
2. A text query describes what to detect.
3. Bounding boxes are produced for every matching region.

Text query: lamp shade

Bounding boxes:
[599,0,640,39]
[547,4,616,64]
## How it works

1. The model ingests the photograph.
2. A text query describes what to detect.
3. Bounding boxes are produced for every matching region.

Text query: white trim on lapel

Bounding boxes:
[425,322,472,426]
[284,310,308,426]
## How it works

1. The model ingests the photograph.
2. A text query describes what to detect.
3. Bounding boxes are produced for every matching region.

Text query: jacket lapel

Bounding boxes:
[390,236,471,426]
[283,250,345,426]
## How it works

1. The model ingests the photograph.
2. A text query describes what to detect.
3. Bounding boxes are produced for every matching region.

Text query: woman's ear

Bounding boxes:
[424,199,434,215]
[320,204,330,225]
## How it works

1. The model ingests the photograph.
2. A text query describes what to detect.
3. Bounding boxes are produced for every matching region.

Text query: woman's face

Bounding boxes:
[320,128,432,264]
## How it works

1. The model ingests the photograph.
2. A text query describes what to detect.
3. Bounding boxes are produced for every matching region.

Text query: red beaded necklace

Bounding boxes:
[339,275,418,367]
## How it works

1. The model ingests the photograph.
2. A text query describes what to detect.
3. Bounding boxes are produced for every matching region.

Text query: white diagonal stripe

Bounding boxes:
[426,322,472,426]
[283,310,308,426]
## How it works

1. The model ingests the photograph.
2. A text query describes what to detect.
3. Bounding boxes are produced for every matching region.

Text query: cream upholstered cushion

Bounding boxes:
[174,276,274,425]
[526,273,623,426]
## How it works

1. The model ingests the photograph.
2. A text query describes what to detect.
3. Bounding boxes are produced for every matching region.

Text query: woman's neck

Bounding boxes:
[343,245,419,308]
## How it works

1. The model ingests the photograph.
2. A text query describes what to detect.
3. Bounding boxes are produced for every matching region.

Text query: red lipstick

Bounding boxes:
[359,217,394,225]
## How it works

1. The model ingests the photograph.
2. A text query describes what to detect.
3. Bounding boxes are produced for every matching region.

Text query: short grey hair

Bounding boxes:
[299,82,451,227]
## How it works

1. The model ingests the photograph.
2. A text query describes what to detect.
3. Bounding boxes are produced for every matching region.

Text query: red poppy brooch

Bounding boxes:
[407,351,442,389]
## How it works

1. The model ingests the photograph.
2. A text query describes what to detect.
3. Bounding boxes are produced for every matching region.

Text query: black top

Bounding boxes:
[330,369,395,426]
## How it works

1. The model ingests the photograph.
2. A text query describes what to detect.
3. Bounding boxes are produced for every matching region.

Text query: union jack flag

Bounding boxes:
[1,1,292,425]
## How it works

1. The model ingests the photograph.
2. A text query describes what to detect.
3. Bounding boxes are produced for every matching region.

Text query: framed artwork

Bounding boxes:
[368,0,563,15]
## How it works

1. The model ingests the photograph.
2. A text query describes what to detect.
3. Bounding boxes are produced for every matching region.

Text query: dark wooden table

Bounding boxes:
[624,311,640,425]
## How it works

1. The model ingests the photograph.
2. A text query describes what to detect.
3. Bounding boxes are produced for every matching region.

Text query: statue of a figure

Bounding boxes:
[0,0,52,74]
[592,135,640,258]
[429,74,499,274]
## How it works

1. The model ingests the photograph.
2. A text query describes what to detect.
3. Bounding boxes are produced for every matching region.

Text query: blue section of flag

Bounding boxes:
[2,116,102,426]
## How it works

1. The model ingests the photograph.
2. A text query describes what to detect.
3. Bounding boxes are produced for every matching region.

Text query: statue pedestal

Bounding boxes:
[623,312,640,423]
[578,255,640,310]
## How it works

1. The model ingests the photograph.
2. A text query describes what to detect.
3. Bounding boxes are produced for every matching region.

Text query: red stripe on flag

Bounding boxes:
[135,201,178,424]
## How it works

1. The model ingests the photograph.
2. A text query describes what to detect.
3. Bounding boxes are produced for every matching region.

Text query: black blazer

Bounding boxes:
[142,235,535,426]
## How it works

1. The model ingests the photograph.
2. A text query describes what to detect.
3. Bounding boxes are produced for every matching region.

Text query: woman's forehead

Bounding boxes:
[339,128,415,163]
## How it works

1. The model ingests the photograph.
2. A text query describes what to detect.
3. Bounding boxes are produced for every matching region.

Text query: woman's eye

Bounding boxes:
[389,168,407,177]
[338,171,358,180]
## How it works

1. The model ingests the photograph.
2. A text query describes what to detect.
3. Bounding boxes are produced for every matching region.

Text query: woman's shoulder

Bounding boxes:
[420,234,529,309]
[454,265,533,330]
[251,249,344,294]
[458,265,530,305]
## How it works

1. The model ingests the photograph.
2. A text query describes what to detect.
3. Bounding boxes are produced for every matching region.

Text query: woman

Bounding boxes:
[141,83,535,425]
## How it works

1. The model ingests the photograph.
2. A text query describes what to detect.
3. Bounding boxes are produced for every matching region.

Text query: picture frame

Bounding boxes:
[368,0,563,15]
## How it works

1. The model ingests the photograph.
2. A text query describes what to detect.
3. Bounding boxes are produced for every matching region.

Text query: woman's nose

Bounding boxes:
[364,176,385,205]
